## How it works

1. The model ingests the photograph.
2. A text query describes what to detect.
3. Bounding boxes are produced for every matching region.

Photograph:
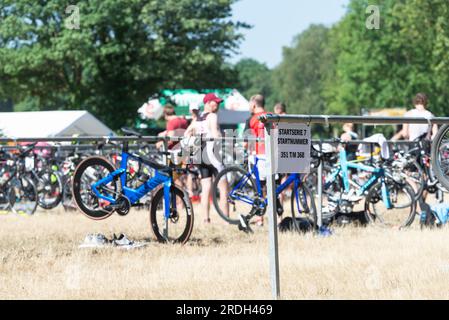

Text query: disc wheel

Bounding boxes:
[72,156,119,220]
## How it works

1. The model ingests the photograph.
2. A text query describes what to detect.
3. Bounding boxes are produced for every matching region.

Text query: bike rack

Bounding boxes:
[2,122,449,300]
[261,114,449,299]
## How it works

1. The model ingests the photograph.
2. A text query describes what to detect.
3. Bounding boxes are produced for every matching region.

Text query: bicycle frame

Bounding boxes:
[231,156,308,213]
[90,150,173,218]
[325,148,392,209]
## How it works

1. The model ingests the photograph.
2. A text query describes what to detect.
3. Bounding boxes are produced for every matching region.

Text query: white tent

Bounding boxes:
[0,111,114,137]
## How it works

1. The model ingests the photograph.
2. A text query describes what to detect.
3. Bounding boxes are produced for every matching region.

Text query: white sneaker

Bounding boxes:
[79,233,110,248]
[112,233,149,250]
[112,233,134,246]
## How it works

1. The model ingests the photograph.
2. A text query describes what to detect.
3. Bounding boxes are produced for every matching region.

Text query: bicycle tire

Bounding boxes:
[72,156,119,220]
[290,183,317,229]
[364,179,416,228]
[37,169,63,210]
[431,124,449,191]
[149,185,194,245]
[11,176,38,215]
[321,172,345,222]
[212,166,258,225]
[389,158,425,202]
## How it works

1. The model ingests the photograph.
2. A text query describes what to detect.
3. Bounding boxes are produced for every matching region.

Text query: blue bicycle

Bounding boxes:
[72,128,194,244]
[319,141,417,228]
[212,156,316,232]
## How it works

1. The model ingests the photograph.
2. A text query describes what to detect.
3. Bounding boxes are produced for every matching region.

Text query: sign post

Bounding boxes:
[264,123,280,299]
[264,121,312,300]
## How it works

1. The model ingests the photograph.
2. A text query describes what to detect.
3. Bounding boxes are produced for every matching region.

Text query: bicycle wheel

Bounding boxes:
[150,185,194,245]
[10,176,38,215]
[432,124,449,190]
[321,172,345,222]
[291,183,317,229]
[365,178,416,228]
[212,166,258,225]
[0,185,12,212]
[72,156,119,220]
[36,169,63,210]
[399,159,425,201]
[303,163,333,194]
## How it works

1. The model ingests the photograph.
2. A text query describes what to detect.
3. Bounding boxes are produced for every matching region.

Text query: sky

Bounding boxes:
[231,0,350,68]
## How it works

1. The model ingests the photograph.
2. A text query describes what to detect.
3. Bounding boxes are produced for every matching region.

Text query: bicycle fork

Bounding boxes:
[163,180,173,240]
[381,178,393,209]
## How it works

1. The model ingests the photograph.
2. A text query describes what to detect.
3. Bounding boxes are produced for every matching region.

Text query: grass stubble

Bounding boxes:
[1,203,449,300]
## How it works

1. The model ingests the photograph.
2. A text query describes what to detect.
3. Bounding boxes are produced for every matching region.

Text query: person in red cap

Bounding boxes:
[184,93,229,224]
[156,104,188,150]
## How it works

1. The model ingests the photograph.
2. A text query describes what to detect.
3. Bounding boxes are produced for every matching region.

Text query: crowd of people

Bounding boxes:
[154,92,437,225]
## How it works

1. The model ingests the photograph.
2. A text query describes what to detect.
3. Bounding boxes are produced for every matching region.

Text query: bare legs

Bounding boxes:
[217,177,229,218]
[200,175,229,223]
[200,177,212,223]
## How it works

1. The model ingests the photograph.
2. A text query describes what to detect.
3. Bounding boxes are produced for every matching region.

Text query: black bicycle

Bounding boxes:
[0,144,38,215]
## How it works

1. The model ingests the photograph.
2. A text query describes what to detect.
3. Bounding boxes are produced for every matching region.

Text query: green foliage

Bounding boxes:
[271,24,332,115]
[4,0,449,127]
[243,0,449,118]
[233,58,275,108]
[325,0,449,116]
[0,0,248,129]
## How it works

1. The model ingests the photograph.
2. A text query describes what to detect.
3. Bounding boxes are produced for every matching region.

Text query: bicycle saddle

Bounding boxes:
[121,127,142,137]
[131,153,171,173]
[19,142,38,157]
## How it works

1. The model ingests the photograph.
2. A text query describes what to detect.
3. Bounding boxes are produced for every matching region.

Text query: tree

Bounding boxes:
[234,58,274,107]
[272,24,332,115]
[0,0,248,129]
[325,0,449,116]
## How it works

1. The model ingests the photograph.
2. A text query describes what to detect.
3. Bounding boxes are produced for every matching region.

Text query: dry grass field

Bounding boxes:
[1,203,449,300]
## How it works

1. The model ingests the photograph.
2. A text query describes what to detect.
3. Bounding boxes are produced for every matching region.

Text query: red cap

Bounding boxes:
[203,93,223,105]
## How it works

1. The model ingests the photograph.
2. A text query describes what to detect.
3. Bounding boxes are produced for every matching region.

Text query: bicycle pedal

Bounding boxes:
[276,199,284,216]
[132,202,144,208]
[238,223,253,234]
[103,203,122,211]
[276,207,284,217]
[238,214,253,234]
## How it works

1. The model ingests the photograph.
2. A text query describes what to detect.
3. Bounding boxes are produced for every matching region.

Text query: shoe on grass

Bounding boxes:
[112,233,134,246]
[79,233,110,248]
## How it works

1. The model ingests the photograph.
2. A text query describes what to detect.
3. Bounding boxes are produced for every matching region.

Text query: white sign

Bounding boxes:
[273,123,311,174]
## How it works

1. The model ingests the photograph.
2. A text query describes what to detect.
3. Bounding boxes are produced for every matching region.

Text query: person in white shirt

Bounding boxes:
[392,93,438,141]
[392,93,438,207]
